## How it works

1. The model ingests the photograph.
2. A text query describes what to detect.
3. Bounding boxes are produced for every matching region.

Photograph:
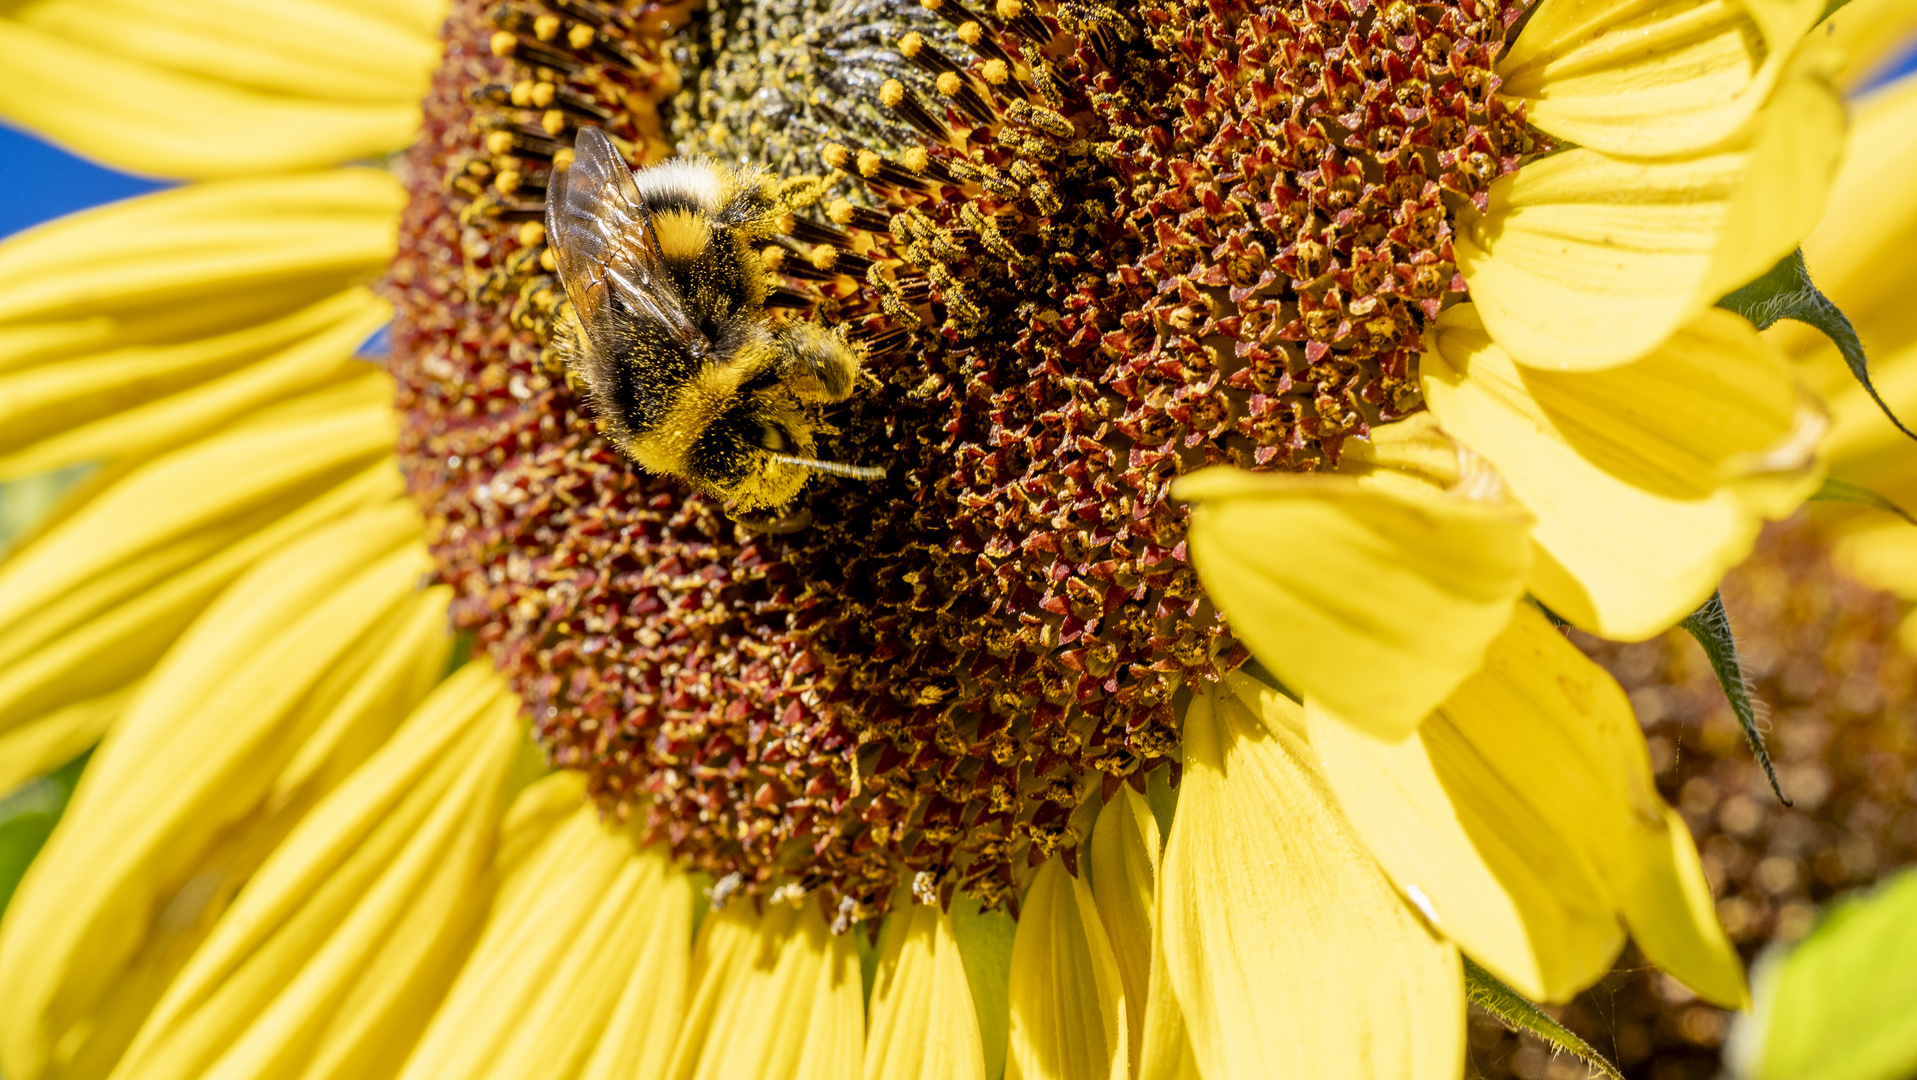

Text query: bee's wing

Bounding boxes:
[545,127,705,352]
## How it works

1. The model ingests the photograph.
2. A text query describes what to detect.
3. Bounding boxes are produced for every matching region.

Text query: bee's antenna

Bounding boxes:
[770,454,886,481]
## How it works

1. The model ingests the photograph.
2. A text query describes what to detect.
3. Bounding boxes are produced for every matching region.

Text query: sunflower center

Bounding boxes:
[389,0,1534,921]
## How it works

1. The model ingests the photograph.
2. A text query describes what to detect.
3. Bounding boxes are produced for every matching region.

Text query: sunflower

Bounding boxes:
[0,0,1880,1076]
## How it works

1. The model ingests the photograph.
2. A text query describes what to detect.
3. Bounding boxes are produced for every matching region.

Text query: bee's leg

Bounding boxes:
[774,321,863,403]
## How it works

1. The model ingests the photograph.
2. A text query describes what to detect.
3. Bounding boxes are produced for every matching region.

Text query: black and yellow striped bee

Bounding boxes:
[545,126,882,532]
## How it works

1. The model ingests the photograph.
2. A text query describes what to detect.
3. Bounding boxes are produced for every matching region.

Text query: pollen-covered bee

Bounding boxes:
[544,126,882,532]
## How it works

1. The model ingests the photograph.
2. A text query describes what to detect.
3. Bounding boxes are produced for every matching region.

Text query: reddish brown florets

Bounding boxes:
[389,0,1537,920]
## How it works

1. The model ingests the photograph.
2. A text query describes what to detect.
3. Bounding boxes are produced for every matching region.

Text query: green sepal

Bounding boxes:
[0,750,91,917]
[1719,249,1915,444]
[1464,956,1624,1080]
[1808,478,1917,526]
[1679,592,1790,805]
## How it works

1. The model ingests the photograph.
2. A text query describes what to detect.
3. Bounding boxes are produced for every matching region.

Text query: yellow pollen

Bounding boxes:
[920,0,944,10]
[981,58,1009,84]
[552,146,575,170]
[488,31,516,57]
[810,246,839,270]
[518,220,546,247]
[880,79,905,108]
[995,0,1022,18]
[539,247,557,272]
[901,146,930,173]
[857,150,884,177]
[898,31,923,58]
[495,169,521,194]
[485,130,515,155]
[936,71,963,97]
[760,245,787,269]
[568,23,595,50]
[708,122,728,145]
[532,13,560,40]
[822,143,851,169]
[510,79,536,107]
[531,82,555,108]
[827,198,856,225]
[541,109,566,136]
[957,21,983,45]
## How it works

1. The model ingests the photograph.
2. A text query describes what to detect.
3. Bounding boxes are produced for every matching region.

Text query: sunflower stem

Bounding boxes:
[1462,957,1624,1080]
[1679,592,1791,805]
[1809,477,1917,526]
[1719,249,1916,444]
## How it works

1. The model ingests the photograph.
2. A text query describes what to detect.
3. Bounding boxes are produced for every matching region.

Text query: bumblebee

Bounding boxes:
[544,126,882,531]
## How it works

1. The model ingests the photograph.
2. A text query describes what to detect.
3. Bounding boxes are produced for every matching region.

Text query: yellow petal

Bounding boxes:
[1832,518,1917,602]
[0,21,425,178]
[109,664,519,1080]
[0,170,403,331]
[1007,859,1128,1080]
[1820,0,1917,91]
[1427,606,1744,1007]
[1458,63,1847,371]
[1087,785,1159,1075]
[1157,678,1463,1079]
[666,900,864,1080]
[1786,73,1917,379]
[0,505,441,1080]
[1136,926,1200,1080]
[0,290,389,479]
[864,902,990,1080]
[1424,304,1819,639]
[399,774,693,1080]
[13,0,440,106]
[950,898,1016,1080]
[1309,694,1623,1004]
[1175,466,1530,740]
[1500,0,1823,156]
[0,685,132,798]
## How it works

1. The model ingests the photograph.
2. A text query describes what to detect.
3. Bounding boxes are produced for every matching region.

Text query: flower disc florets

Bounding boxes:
[390,0,1537,919]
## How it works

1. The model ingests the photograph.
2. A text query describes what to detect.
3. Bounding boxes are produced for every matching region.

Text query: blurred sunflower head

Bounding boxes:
[0,0,1900,1077]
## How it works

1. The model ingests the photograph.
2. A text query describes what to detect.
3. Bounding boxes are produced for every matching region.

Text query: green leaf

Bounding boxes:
[1719,249,1915,444]
[1809,478,1917,527]
[0,751,90,916]
[1739,868,1917,1080]
[1680,592,1789,805]
[1464,956,1624,1080]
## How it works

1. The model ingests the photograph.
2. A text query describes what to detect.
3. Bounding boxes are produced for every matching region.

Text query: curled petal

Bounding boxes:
[1458,61,1846,371]
[1500,0,1823,157]
[1176,466,1530,740]
[1425,304,1821,639]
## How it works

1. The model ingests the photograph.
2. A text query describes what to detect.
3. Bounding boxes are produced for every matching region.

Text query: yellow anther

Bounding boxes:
[539,247,557,272]
[936,71,963,97]
[958,21,983,44]
[541,110,567,136]
[822,143,851,169]
[901,147,930,174]
[489,31,517,57]
[899,31,924,57]
[981,59,1009,85]
[708,122,729,145]
[511,80,536,107]
[553,146,576,170]
[531,82,555,108]
[518,220,546,247]
[760,246,788,269]
[466,158,492,176]
[857,150,884,178]
[810,246,840,271]
[496,169,522,194]
[533,14,560,40]
[827,198,856,225]
[486,131,516,155]
[995,0,1022,18]
[568,23,596,49]
[920,0,944,10]
[881,79,906,108]
[776,213,797,235]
